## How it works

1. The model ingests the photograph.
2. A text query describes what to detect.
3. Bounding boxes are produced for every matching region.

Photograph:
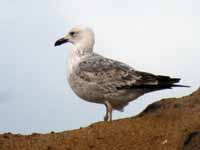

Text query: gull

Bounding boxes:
[55,25,188,122]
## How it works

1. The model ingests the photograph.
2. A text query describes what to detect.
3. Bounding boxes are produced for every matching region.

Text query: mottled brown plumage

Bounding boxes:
[55,25,188,121]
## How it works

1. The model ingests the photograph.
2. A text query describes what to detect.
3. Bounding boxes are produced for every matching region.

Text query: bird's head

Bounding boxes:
[55,25,95,54]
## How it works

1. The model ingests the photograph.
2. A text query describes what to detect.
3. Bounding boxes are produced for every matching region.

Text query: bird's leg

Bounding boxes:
[104,110,108,121]
[104,101,112,122]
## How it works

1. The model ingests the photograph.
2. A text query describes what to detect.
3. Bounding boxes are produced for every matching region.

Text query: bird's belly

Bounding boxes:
[68,74,105,104]
[105,89,144,102]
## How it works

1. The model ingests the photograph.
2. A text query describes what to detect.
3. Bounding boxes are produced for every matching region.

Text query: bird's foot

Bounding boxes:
[104,114,112,122]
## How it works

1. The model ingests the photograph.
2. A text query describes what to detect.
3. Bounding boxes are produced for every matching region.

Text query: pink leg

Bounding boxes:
[104,101,112,122]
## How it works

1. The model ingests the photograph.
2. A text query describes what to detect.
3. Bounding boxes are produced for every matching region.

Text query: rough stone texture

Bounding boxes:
[0,88,200,150]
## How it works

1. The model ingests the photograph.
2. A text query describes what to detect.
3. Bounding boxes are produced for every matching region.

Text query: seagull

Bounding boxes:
[55,25,188,122]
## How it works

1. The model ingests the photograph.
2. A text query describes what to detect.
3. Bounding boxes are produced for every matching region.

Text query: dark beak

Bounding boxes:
[54,37,69,46]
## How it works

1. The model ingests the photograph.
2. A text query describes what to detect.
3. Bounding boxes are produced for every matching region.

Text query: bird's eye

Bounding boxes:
[70,31,76,36]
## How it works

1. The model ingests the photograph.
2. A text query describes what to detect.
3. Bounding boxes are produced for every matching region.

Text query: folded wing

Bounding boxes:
[76,54,184,93]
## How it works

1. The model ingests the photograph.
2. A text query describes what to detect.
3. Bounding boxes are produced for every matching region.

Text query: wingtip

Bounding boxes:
[173,84,191,88]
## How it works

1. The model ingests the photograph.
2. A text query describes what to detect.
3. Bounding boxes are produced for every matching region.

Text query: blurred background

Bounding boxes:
[0,0,200,134]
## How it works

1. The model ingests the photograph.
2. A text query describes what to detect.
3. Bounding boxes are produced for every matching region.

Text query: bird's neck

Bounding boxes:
[73,39,94,56]
[67,40,94,77]
[69,47,92,61]
[67,46,93,77]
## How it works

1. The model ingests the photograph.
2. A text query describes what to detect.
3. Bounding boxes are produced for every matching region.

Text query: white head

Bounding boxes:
[55,25,95,55]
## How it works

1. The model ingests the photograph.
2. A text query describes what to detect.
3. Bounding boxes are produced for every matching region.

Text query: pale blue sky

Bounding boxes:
[0,0,200,134]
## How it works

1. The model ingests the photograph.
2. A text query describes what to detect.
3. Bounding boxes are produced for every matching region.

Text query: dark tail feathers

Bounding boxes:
[157,76,190,88]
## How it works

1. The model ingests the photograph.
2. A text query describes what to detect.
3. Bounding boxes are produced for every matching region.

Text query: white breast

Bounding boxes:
[67,49,78,77]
